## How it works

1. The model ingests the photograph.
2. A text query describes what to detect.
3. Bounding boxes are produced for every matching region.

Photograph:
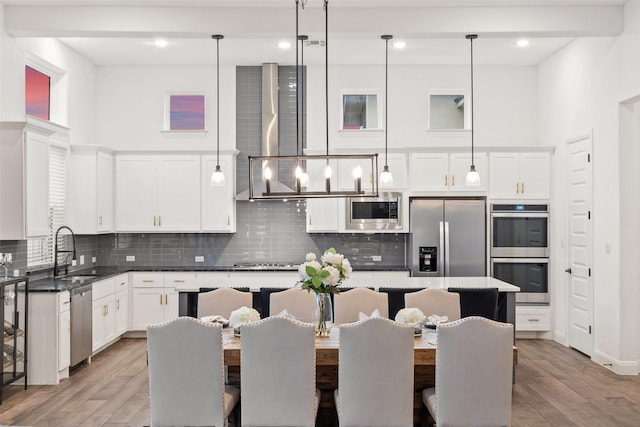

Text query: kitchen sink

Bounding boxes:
[57,275,100,282]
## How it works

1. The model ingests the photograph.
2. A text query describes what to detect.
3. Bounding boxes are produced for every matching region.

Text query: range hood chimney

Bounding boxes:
[236,63,296,201]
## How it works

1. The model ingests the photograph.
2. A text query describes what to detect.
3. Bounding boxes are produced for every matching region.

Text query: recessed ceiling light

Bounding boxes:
[278,41,292,50]
[516,39,531,48]
[393,40,407,49]
[154,39,168,48]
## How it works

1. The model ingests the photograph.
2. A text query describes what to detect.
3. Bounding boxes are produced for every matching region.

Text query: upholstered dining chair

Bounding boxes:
[333,287,389,325]
[336,317,415,427]
[197,287,253,319]
[240,316,320,427]
[404,288,461,321]
[146,317,239,427]
[379,287,420,319]
[448,287,499,320]
[422,316,514,427]
[269,287,317,323]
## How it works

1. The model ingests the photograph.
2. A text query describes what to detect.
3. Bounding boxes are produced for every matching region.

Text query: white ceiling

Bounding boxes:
[2,0,628,66]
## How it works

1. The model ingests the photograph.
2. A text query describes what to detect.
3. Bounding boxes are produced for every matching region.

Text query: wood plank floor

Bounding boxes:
[1,337,639,426]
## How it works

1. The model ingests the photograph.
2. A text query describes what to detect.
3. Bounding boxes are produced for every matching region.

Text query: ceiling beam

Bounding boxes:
[4,5,624,39]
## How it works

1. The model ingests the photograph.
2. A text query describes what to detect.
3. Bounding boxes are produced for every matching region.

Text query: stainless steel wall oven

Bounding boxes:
[491,258,549,304]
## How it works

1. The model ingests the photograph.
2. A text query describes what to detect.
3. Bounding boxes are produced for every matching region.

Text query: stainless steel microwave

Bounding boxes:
[346,193,402,231]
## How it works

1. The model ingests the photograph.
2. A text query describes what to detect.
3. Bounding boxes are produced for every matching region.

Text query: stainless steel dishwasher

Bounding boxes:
[70,284,92,367]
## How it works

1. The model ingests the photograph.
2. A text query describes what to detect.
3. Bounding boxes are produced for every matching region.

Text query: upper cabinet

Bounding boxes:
[409,152,487,193]
[68,146,114,234]
[115,155,201,231]
[0,120,68,239]
[201,155,236,232]
[489,152,550,199]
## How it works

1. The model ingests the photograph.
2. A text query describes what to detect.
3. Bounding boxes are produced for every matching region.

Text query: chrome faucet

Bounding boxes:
[53,225,77,277]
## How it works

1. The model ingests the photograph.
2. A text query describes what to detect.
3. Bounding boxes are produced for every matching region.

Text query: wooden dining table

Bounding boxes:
[222,327,518,426]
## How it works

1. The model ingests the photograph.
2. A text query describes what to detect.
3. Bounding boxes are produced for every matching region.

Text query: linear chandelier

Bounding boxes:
[247,0,379,200]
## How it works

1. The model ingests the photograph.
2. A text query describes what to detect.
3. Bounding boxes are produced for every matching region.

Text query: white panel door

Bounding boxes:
[132,288,165,330]
[115,156,157,231]
[157,156,201,230]
[115,289,129,336]
[567,134,593,356]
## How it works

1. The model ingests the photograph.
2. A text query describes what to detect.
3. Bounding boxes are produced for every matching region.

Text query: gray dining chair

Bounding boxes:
[240,316,320,427]
[336,317,415,427]
[404,288,461,321]
[197,287,253,319]
[333,287,389,325]
[146,317,239,427]
[423,316,514,426]
[269,287,317,323]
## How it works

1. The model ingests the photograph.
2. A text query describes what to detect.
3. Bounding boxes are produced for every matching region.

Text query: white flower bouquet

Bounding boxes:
[298,248,352,295]
[395,307,426,326]
[228,306,260,328]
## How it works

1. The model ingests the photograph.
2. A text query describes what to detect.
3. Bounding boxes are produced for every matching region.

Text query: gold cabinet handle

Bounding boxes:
[160,294,163,305]
[228,215,230,226]
[444,175,448,186]
[516,183,520,194]
[451,174,455,186]
[174,279,185,283]
[153,216,157,226]
[164,294,168,305]
[63,300,70,305]
[120,282,126,286]
[527,318,540,322]
[159,216,161,226]
[143,279,154,283]
[116,298,120,310]
[521,182,524,194]
[309,215,312,226]
[98,215,102,226]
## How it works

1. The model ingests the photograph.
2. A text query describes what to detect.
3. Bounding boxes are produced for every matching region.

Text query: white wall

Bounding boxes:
[305,64,538,152]
[95,65,236,151]
[0,35,97,146]
[539,1,640,373]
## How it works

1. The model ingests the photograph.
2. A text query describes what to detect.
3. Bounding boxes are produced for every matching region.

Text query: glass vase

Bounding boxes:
[313,293,333,337]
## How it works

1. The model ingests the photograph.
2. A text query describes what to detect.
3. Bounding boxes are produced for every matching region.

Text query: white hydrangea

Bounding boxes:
[299,260,322,281]
[395,307,426,326]
[322,265,340,286]
[341,258,353,279]
[229,306,260,328]
[305,252,317,262]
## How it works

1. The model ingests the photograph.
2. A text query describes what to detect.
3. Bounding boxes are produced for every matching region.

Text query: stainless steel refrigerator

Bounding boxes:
[409,198,486,277]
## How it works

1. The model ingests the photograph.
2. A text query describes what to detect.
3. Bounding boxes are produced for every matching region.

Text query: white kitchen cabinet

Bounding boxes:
[115,155,201,231]
[489,152,550,199]
[201,155,235,232]
[409,152,487,192]
[69,146,115,234]
[57,292,71,372]
[516,305,551,332]
[306,198,339,232]
[92,275,130,353]
[0,121,68,239]
[131,273,179,330]
[114,274,129,336]
[92,277,117,352]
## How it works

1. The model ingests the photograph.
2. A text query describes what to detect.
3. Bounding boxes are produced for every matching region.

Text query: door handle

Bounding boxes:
[438,221,444,276]
[565,268,572,274]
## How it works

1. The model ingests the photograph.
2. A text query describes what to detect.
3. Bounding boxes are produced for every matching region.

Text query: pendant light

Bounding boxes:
[465,34,480,187]
[210,34,225,186]
[380,34,394,187]
[246,0,378,200]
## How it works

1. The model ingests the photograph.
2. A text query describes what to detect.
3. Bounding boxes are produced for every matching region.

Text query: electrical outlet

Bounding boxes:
[195,256,205,263]
[372,255,382,262]
[126,255,135,262]
[13,269,19,277]
[80,255,85,265]
[71,259,77,266]
[92,256,97,263]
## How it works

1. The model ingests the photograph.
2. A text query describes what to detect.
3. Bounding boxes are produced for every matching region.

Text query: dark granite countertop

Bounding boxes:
[28,264,410,292]
[0,276,28,286]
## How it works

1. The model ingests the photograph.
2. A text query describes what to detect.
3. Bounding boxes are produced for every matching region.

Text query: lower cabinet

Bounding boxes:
[131,272,180,331]
[58,292,71,372]
[516,305,551,332]
[92,274,130,353]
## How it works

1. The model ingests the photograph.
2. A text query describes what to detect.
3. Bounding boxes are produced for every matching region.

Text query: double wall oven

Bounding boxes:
[490,204,550,304]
